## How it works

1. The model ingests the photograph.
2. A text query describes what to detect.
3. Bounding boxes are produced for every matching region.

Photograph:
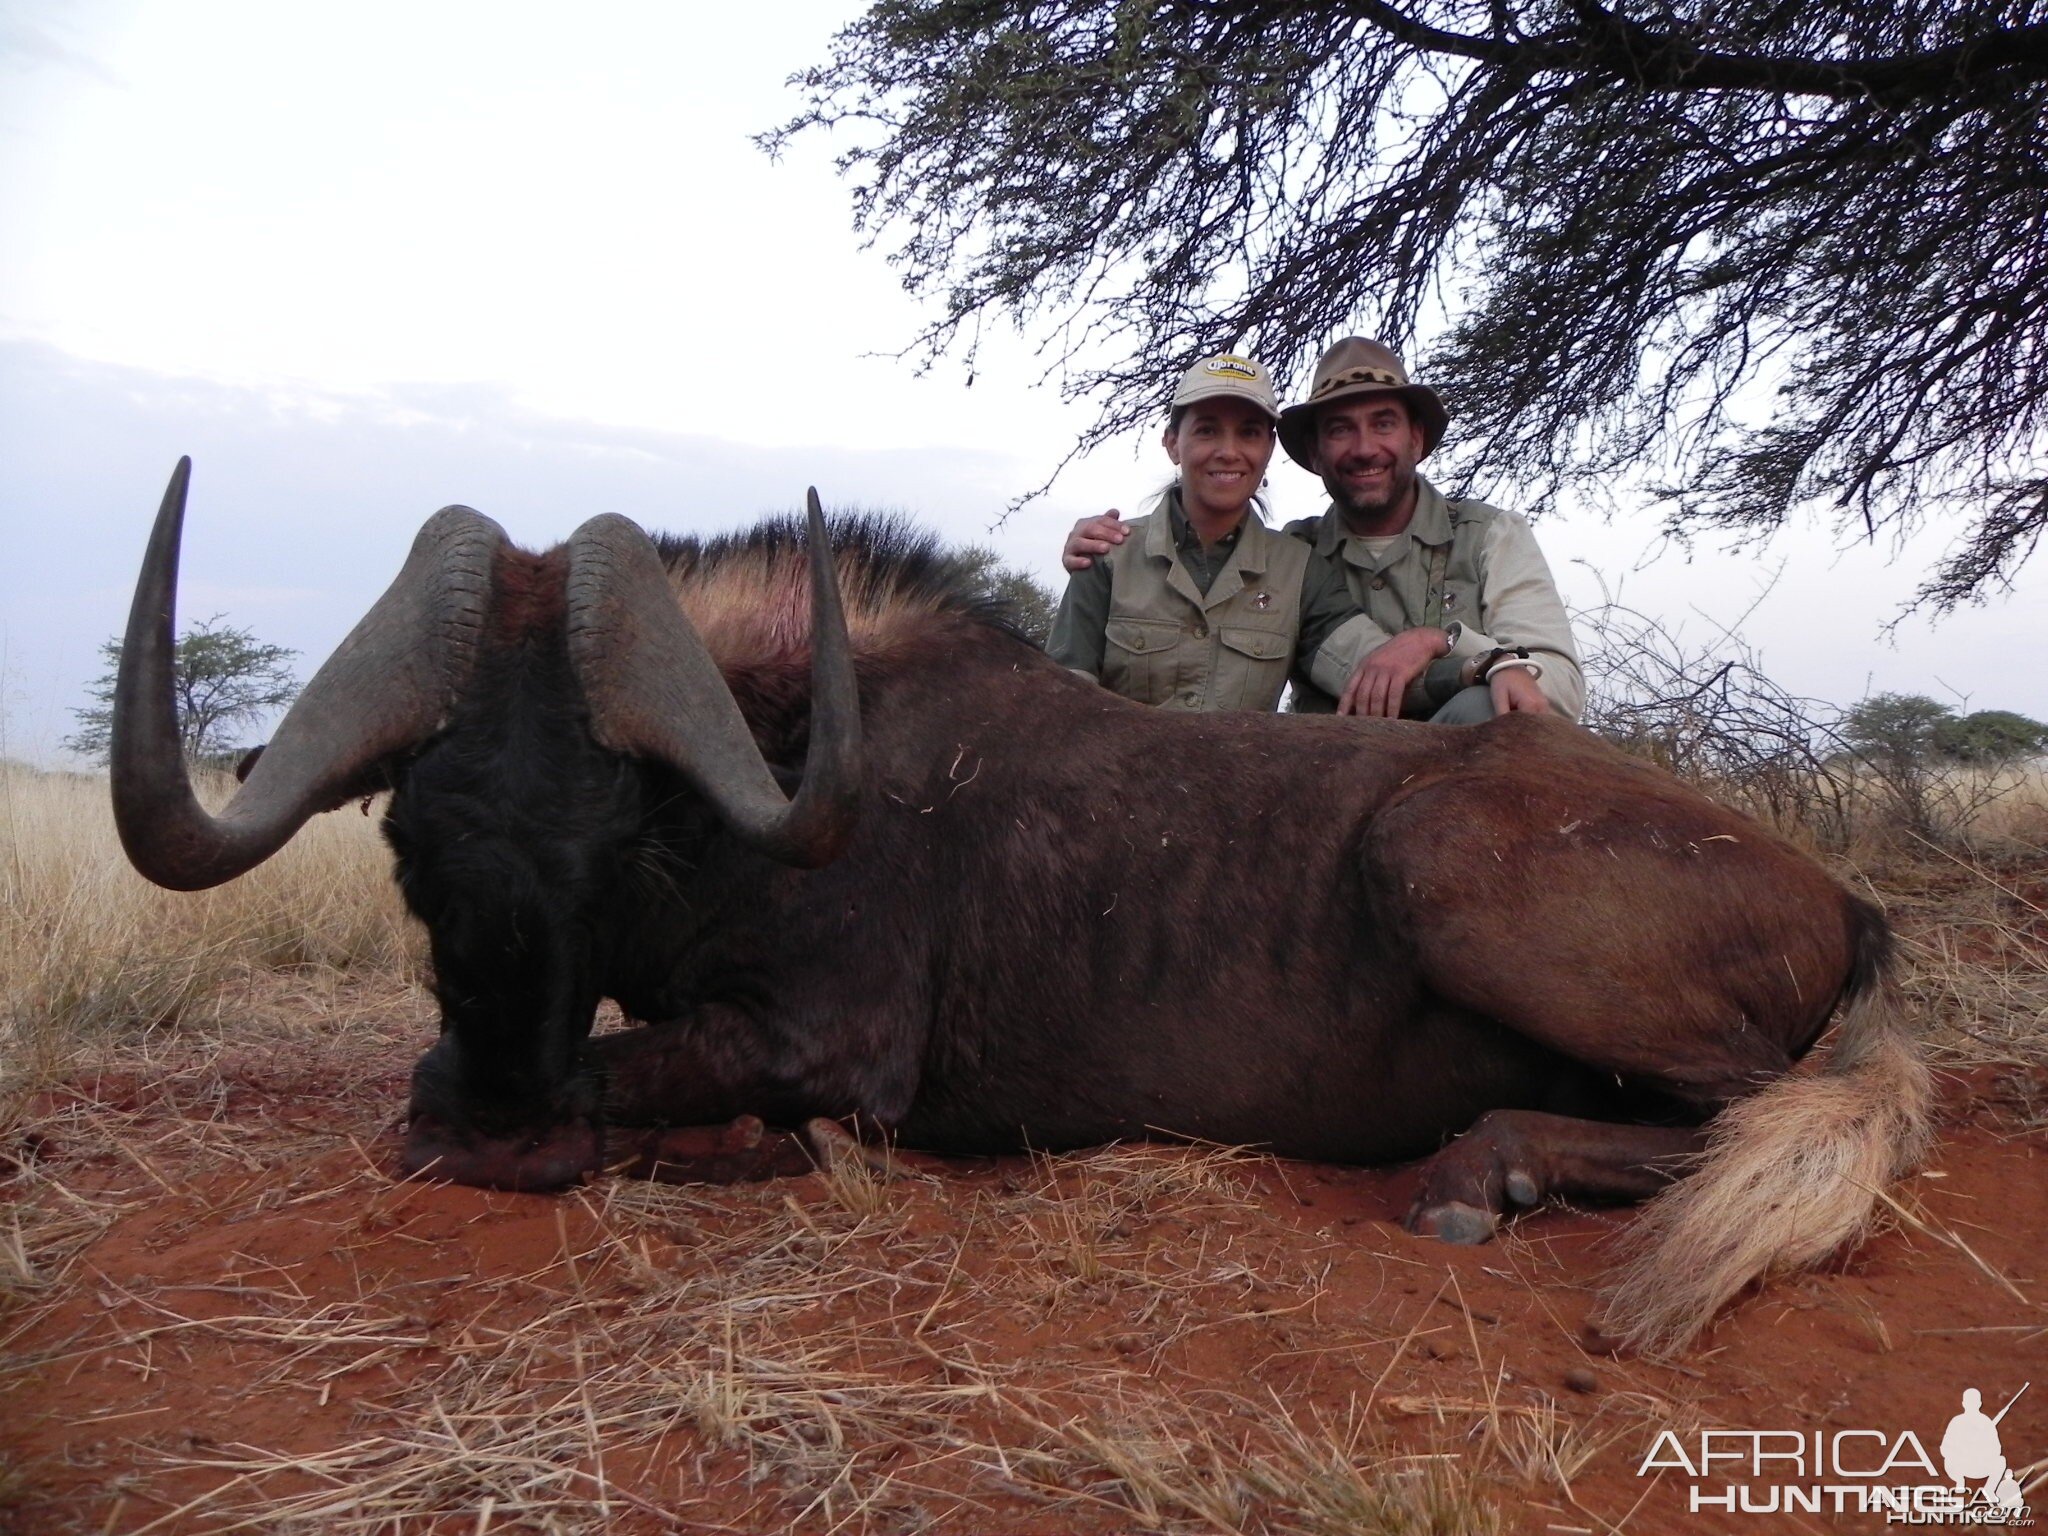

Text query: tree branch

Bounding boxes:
[1337,0,2048,100]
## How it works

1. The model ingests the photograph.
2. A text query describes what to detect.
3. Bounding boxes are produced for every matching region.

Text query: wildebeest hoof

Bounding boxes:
[717,1113,766,1153]
[802,1117,903,1179]
[1410,1200,1500,1245]
[402,1116,603,1192]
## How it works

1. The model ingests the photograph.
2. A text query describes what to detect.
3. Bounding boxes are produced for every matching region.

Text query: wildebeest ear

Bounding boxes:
[234,744,266,783]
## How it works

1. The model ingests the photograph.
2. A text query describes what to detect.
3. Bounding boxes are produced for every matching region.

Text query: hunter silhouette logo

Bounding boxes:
[1944,1386,2030,1512]
[1637,1379,2035,1522]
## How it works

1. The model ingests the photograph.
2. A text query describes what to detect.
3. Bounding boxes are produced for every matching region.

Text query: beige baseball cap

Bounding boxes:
[1170,353,1281,421]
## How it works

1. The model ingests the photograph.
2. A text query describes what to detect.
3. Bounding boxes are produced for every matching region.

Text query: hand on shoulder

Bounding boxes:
[1062,510,1128,572]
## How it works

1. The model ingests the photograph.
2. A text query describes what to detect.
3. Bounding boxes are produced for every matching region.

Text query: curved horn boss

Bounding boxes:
[112,458,505,890]
[563,488,862,868]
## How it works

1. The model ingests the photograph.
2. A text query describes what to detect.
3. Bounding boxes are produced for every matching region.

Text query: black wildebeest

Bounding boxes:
[112,460,1930,1352]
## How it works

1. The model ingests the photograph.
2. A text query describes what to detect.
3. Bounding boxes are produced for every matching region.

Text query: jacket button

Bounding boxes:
[1371,576,1387,590]
[1193,622,1208,638]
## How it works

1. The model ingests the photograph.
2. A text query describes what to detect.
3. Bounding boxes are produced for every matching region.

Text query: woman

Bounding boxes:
[1045,352,1358,711]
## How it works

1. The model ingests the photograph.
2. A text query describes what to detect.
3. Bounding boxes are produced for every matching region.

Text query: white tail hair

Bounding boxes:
[1598,979,1933,1355]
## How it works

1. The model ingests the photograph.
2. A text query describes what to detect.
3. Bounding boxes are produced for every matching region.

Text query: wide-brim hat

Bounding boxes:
[1170,352,1281,421]
[1277,337,1448,469]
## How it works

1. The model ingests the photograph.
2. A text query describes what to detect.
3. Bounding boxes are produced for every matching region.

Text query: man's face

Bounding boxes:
[1312,395,1425,526]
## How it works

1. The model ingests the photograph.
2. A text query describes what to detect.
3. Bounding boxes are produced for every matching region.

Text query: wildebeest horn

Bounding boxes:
[112,457,505,890]
[563,490,862,868]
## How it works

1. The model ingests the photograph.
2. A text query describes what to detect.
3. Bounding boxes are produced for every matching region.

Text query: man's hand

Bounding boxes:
[1338,627,1450,718]
[1488,667,1551,716]
[1062,510,1128,572]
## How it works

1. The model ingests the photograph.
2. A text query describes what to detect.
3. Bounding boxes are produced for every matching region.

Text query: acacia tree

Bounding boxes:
[771,0,2048,606]
[65,616,298,767]
[956,545,1059,644]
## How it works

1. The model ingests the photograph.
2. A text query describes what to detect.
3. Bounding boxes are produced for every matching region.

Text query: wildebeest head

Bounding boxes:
[111,459,862,1189]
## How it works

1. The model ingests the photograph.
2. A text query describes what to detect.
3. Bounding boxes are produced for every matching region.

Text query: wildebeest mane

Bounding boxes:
[650,513,1032,670]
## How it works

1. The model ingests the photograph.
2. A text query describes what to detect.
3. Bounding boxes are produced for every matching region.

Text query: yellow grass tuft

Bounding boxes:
[0,762,419,1062]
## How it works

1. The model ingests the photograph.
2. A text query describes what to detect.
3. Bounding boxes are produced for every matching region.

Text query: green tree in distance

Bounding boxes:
[65,616,298,767]
[1840,694,2048,770]
[1836,691,2045,837]
[1934,708,2048,764]
[772,0,2048,605]
[957,546,1058,646]
[1838,693,1959,777]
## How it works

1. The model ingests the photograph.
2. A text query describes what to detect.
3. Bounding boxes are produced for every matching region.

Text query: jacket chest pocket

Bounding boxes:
[1103,616,1185,706]
[1216,624,1292,712]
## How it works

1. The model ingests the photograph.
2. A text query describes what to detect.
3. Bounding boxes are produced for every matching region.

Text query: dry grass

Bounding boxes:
[0,763,412,1321]
[0,761,418,1100]
[4,1065,1561,1535]
[1869,835,2048,1080]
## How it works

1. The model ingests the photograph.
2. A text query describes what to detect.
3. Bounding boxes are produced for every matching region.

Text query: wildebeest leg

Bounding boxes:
[1361,767,1854,1247]
[1407,1111,1707,1243]
[592,1023,749,1124]
[1364,765,1849,1094]
[608,1113,819,1184]
[591,1017,885,1184]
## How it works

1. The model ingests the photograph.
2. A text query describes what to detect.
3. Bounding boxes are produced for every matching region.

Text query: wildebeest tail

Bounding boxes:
[1597,902,1933,1355]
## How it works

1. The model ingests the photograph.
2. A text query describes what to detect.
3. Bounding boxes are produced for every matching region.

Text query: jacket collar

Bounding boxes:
[1145,489,1276,608]
[1314,474,1451,568]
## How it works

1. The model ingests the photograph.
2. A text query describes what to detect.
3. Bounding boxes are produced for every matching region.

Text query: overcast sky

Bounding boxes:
[4,0,2042,763]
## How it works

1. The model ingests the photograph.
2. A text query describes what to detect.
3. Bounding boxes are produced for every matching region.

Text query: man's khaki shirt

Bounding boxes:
[1290,477,1584,719]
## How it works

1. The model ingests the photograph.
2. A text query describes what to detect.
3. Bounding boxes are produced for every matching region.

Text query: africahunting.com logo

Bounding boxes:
[1638,1382,2034,1523]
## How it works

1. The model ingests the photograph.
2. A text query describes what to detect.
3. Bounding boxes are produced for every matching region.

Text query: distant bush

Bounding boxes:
[1933,708,2048,765]
[1577,610,2045,850]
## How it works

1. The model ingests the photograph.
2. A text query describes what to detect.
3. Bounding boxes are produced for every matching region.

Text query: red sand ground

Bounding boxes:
[2,979,2043,1535]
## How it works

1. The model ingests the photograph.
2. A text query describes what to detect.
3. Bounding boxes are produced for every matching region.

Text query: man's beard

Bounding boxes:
[1325,461,1415,525]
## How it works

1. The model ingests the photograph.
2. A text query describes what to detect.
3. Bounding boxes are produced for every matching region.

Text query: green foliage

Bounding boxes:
[63,616,298,767]
[956,546,1058,646]
[1838,693,1957,772]
[775,0,2048,602]
[1833,692,2046,839]
[1839,694,2048,769]
[1934,708,2048,764]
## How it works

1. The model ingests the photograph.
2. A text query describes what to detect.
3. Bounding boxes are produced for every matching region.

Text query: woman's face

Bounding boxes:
[1164,397,1276,523]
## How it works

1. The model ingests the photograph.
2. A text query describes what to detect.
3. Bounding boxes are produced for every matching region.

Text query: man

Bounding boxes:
[1063,338,1583,722]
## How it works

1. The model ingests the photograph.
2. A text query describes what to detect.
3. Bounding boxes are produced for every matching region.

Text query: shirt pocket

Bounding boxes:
[1103,616,1184,706]
[1217,624,1293,712]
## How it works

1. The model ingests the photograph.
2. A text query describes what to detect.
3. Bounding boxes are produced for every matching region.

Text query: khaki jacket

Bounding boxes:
[1091,507,1312,711]
[1292,477,1584,719]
